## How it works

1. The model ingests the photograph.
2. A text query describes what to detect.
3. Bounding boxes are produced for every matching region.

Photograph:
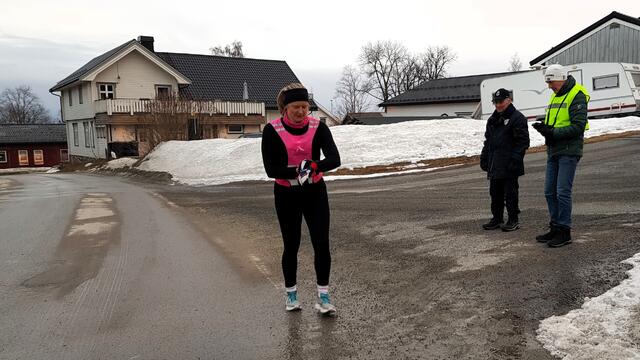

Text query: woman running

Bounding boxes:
[261,83,341,315]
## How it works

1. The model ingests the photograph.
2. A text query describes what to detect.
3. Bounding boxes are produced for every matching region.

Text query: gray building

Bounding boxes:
[530,11,640,66]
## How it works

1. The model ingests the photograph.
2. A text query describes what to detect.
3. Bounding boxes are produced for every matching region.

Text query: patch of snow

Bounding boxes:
[537,253,640,359]
[0,167,53,174]
[137,116,640,186]
[104,157,138,169]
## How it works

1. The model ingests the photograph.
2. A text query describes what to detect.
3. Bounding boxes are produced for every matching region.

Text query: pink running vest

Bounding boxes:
[271,117,324,187]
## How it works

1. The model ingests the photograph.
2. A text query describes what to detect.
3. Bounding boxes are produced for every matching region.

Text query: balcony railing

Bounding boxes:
[94,98,265,116]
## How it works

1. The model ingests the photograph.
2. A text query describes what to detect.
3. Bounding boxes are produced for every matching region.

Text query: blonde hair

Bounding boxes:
[277,83,307,114]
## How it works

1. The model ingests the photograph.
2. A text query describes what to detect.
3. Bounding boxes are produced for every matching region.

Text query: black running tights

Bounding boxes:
[274,181,331,288]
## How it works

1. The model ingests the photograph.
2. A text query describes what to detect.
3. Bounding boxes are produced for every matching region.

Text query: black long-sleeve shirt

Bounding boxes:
[261,120,341,179]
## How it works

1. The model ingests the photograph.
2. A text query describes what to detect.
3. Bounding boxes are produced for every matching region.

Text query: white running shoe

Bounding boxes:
[315,293,336,315]
[285,291,301,311]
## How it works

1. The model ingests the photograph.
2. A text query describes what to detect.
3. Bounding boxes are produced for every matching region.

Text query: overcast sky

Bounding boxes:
[1,0,639,118]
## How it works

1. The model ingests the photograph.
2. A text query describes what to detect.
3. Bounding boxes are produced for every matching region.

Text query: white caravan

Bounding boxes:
[479,63,640,120]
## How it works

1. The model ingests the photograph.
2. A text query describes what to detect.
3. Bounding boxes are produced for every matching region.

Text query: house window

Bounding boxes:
[0,150,7,163]
[227,124,244,134]
[68,89,72,106]
[98,83,115,99]
[33,150,44,165]
[72,123,79,146]
[60,149,69,162]
[90,121,95,148]
[96,126,106,139]
[18,150,29,166]
[155,85,171,99]
[83,121,93,147]
[320,117,327,123]
[593,74,619,90]
[78,85,83,104]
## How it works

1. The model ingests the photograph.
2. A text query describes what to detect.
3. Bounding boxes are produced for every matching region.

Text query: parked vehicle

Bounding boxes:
[478,63,640,120]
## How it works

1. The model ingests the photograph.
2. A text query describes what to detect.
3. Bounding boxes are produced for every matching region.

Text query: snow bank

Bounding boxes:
[104,157,138,170]
[537,253,640,359]
[137,116,640,186]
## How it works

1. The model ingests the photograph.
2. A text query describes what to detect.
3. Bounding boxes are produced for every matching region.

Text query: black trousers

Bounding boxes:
[489,177,520,222]
[274,181,331,288]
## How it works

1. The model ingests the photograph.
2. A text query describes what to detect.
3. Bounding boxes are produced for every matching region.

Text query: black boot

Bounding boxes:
[501,218,520,232]
[536,223,557,243]
[482,218,503,230]
[548,227,572,248]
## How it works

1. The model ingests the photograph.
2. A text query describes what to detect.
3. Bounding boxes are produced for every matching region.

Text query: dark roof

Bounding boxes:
[50,40,137,92]
[0,124,67,144]
[530,11,640,65]
[156,52,304,110]
[51,38,311,110]
[380,71,523,107]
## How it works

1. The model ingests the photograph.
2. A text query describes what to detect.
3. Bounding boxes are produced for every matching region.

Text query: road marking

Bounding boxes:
[249,254,281,290]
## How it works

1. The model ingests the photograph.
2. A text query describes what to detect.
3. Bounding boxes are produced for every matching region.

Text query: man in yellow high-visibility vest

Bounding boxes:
[532,64,589,248]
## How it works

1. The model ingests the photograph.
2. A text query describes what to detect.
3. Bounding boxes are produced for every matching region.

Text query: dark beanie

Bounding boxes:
[282,88,309,107]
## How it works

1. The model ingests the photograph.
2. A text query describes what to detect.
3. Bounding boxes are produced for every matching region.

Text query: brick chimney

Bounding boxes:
[137,36,154,52]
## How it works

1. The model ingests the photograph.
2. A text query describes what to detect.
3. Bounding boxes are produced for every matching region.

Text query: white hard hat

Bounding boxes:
[544,64,567,82]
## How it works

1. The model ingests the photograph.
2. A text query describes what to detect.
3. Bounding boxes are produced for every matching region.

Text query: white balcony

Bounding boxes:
[94,98,265,116]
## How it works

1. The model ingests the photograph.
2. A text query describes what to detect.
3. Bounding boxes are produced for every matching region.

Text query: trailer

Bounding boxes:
[478,63,640,120]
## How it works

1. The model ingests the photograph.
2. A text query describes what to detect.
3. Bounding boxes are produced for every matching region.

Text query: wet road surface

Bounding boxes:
[157,135,640,359]
[1,135,639,359]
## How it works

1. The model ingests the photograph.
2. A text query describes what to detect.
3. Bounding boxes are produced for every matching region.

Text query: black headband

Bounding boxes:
[282,88,309,107]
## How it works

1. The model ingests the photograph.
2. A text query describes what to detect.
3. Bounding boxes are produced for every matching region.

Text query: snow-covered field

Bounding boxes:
[136,116,640,186]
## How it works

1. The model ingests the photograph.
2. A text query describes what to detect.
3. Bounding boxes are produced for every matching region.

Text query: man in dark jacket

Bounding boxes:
[480,88,530,231]
[531,64,589,247]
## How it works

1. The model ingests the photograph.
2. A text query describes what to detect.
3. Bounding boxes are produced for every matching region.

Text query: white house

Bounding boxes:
[50,36,336,160]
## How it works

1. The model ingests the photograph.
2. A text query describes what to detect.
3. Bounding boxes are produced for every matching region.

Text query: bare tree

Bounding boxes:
[0,86,51,124]
[358,42,457,103]
[333,65,371,118]
[393,54,425,95]
[141,94,207,153]
[508,53,523,72]
[359,41,408,102]
[210,41,244,57]
[420,46,457,80]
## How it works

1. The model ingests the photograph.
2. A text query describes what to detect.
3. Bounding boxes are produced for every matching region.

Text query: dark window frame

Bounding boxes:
[97,83,116,100]
[155,84,172,99]
[593,74,619,91]
[227,124,244,134]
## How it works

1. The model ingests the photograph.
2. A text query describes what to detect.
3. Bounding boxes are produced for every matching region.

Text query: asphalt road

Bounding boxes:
[0,173,285,359]
[1,135,639,359]
[157,135,640,359]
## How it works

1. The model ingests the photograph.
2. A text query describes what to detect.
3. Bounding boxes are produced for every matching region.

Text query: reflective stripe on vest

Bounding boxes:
[545,83,590,130]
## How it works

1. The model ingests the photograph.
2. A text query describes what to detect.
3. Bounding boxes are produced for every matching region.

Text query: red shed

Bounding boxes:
[0,124,68,169]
